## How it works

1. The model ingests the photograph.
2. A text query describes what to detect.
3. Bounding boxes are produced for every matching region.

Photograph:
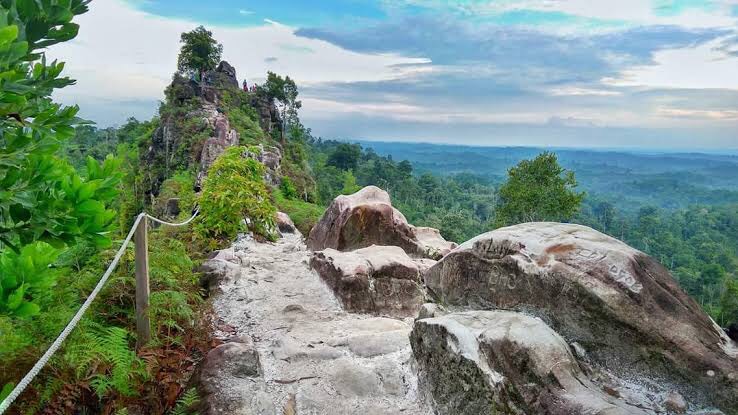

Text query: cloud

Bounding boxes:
[657,107,738,120]
[608,37,738,90]
[51,0,428,126]
[239,9,254,16]
[48,0,738,149]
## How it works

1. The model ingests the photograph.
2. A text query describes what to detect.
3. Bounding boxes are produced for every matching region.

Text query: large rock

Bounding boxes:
[425,222,738,411]
[310,245,425,316]
[411,311,651,414]
[307,186,456,259]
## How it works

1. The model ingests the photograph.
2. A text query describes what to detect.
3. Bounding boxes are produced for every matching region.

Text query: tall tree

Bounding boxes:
[0,0,121,317]
[177,25,223,76]
[495,152,584,227]
[263,72,301,142]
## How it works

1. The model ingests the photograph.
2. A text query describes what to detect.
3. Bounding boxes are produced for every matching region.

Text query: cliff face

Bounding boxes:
[141,61,283,198]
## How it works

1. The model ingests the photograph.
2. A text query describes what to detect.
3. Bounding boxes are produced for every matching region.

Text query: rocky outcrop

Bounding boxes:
[307,186,457,259]
[276,212,297,235]
[310,245,425,316]
[143,60,283,197]
[411,311,652,414]
[424,222,738,411]
[250,88,282,137]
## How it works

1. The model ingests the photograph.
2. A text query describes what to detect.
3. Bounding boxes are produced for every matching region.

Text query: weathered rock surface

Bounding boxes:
[202,233,432,415]
[276,212,297,235]
[411,311,652,414]
[425,222,738,411]
[310,245,425,317]
[307,186,456,259]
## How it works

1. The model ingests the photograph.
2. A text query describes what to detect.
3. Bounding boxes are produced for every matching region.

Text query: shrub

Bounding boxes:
[280,176,298,199]
[196,146,277,247]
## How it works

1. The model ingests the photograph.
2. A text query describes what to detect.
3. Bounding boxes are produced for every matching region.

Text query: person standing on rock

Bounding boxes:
[243,79,249,92]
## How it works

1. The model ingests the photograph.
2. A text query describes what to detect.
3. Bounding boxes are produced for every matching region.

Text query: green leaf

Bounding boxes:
[13,301,40,317]
[0,25,19,45]
[0,382,14,402]
[6,284,26,310]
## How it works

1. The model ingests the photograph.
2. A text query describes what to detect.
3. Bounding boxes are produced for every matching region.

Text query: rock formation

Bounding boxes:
[310,245,426,316]
[412,311,651,414]
[423,222,738,412]
[307,186,456,259]
[143,60,283,197]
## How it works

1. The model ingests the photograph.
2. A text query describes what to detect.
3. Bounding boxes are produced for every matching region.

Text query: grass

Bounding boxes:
[273,191,325,236]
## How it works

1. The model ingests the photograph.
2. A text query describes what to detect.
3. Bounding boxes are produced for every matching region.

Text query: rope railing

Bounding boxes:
[0,209,200,414]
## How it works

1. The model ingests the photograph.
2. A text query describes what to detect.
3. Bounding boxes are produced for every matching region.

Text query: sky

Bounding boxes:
[50,0,738,149]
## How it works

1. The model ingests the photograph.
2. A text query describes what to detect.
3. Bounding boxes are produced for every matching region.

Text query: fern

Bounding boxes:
[65,324,148,398]
[169,388,200,415]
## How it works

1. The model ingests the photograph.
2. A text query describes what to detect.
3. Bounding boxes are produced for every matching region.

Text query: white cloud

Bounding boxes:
[50,0,428,125]
[549,86,622,96]
[657,107,738,120]
[607,37,738,90]
[239,9,254,15]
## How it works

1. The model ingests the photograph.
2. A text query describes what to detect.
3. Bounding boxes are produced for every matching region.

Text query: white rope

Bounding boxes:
[0,208,199,413]
[145,208,199,227]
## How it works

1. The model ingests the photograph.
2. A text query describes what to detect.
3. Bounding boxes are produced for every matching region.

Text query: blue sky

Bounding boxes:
[51,0,738,149]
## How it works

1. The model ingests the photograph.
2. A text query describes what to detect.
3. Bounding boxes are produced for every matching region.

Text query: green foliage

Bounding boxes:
[326,143,361,171]
[196,146,277,246]
[0,241,58,317]
[280,176,298,199]
[720,278,738,327]
[156,171,196,219]
[0,0,124,317]
[169,388,200,415]
[68,325,148,398]
[273,191,324,235]
[220,89,266,145]
[341,170,361,195]
[495,152,585,227]
[177,25,222,75]
[263,71,301,138]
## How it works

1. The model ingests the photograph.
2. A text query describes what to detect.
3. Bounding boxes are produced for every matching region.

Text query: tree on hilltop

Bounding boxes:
[177,25,223,76]
[263,71,301,141]
[494,152,584,227]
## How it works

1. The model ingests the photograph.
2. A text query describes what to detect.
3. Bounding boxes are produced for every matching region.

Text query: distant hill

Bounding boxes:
[359,140,738,212]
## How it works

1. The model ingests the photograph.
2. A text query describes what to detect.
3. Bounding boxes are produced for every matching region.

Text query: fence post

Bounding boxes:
[135,214,151,349]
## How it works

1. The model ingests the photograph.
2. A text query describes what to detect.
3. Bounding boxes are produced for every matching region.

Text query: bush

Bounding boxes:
[196,146,277,247]
[280,176,298,199]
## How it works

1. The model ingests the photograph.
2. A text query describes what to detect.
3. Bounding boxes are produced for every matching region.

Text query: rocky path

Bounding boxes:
[201,232,433,415]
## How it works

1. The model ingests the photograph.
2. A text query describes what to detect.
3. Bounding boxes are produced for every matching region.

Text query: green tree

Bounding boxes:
[0,0,121,317]
[495,152,584,227]
[177,25,223,76]
[341,170,361,195]
[263,72,301,142]
[719,278,738,327]
[326,143,361,171]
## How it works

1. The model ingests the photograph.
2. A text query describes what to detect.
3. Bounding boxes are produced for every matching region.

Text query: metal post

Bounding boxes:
[134,214,151,349]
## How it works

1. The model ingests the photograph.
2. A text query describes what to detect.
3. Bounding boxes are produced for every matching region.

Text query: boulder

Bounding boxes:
[199,336,264,415]
[411,311,651,415]
[415,226,458,258]
[198,248,242,293]
[425,222,738,410]
[307,186,456,259]
[276,212,297,234]
[310,245,425,316]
